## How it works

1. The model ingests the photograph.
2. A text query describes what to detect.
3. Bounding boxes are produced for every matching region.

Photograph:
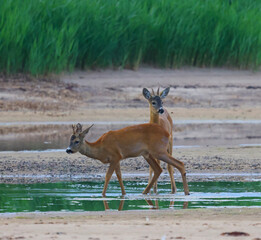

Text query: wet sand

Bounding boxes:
[0,146,261,184]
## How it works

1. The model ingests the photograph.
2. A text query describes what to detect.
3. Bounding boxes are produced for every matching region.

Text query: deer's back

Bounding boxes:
[100,123,170,158]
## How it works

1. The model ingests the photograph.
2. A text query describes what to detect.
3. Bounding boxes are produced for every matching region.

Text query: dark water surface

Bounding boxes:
[0,181,261,213]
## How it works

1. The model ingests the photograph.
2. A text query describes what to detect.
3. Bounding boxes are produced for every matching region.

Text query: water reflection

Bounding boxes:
[0,181,260,213]
[102,199,188,211]
[101,198,189,211]
[103,199,125,211]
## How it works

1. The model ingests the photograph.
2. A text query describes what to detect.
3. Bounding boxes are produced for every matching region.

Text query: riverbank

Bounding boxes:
[0,209,261,240]
[0,145,260,184]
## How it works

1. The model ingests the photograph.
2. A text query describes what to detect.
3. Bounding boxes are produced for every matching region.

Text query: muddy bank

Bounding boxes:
[1,146,260,184]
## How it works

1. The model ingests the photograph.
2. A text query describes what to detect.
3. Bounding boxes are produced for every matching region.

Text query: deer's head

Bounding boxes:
[66,123,93,154]
[142,87,170,114]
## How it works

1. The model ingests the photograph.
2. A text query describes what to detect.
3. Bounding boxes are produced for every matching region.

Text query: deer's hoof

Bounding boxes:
[171,188,177,194]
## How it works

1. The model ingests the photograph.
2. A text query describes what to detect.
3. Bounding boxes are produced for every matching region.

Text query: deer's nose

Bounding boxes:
[158,108,164,114]
[66,148,73,154]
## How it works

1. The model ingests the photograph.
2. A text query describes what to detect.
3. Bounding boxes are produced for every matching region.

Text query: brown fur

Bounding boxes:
[67,123,189,196]
[143,87,177,193]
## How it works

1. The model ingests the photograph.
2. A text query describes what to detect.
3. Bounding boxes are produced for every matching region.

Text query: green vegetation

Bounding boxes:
[0,0,261,75]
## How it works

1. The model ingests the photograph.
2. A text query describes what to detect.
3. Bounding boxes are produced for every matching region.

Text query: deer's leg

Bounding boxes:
[102,163,116,197]
[149,166,153,184]
[158,153,190,195]
[152,159,161,193]
[167,164,176,193]
[115,163,126,196]
[149,160,160,193]
[167,136,177,194]
[143,154,162,194]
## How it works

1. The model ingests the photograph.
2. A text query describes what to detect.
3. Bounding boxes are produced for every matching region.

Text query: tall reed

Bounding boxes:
[0,0,261,75]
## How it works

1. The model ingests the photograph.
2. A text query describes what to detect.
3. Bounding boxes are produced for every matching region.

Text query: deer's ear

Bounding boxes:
[80,124,94,137]
[160,87,170,99]
[142,88,151,100]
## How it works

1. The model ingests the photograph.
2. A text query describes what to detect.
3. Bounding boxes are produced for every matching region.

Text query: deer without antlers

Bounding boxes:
[143,87,176,193]
[66,123,190,196]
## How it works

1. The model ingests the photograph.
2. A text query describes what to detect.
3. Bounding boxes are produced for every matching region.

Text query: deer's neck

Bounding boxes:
[79,141,101,161]
[149,105,160,124]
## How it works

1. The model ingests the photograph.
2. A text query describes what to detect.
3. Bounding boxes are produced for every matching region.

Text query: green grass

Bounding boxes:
[0,0,261,75]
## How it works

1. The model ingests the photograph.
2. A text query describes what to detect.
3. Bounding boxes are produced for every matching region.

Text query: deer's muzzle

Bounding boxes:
[66,148,73,154]
[158,108,164,114]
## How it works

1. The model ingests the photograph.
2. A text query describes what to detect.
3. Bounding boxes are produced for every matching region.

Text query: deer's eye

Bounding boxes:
[75,141,80,145]
[152,102,156,106]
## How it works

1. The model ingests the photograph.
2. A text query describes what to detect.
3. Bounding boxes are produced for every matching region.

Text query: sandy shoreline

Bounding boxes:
[1,209,261,240]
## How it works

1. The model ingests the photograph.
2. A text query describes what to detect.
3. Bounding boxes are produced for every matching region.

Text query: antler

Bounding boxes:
[76,123,83,133]
[151,88,155,96]
[72,123,83,134]
[157,87,160,96]
[72,124,76,134]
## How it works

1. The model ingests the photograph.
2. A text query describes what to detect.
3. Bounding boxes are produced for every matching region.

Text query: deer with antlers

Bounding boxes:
[143,87,176,193]
[66,123,189,197]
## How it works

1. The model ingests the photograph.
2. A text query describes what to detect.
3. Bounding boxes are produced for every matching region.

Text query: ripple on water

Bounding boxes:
[0,181,260,213]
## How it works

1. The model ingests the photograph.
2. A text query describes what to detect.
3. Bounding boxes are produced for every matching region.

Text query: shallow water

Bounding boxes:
[0,181,260,213]
[0,121,261,151]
